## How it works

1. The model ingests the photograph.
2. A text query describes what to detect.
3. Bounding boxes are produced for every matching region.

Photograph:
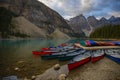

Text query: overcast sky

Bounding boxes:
[38,0,120,20]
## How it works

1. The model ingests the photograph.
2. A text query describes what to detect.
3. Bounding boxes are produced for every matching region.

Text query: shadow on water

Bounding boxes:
[0,39,69,78]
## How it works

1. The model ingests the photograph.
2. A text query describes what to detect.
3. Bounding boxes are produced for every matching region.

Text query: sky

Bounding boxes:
[38,0,120,20]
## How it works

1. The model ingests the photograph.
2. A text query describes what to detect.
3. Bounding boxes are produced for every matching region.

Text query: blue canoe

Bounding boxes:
[41,48,82,60]
[105,49,120,64]
[88,40,98,46]
[112,42,120,46]
[58,49,86,61]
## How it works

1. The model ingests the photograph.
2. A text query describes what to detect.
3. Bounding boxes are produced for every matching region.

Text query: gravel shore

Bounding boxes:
[68,57,120,80]
[33,57,120,80]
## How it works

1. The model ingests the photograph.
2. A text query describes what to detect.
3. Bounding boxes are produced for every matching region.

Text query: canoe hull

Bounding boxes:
[32,51,53,55]
[41,55,59,59]
[68,57,91,70]
[41,48,50,51]
[106,54,120,64]
[91,54,104,63]
[58,56,75,61]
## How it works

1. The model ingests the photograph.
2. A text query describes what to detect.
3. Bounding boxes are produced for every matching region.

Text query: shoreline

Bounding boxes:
[68,57,120,80]
[16,57,120,80]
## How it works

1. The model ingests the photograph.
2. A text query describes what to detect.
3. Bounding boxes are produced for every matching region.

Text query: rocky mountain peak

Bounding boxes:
[69,14,86,23]
[87,16,99,28]
[69,14,90,29]
[76,14,84,18]
[87,16,94,19]
[100,17,107,21]
[108,16,120,24]
[109,16,116,21]
[68,14,91,37]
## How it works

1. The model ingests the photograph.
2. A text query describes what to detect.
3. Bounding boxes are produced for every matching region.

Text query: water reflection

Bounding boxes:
[0,39,69,77]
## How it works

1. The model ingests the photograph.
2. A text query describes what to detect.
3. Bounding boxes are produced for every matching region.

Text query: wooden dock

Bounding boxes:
[74,43,120,50]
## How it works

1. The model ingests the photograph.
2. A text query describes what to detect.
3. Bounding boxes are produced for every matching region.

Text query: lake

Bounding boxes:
[0,39,79,78]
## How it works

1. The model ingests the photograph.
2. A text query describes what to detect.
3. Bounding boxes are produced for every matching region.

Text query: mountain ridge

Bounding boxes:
[0,0,77,39]
[67,14,120,36]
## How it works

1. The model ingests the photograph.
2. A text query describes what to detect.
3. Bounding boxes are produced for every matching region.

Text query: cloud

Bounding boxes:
[38,0,120,19]
[108,11,120,17]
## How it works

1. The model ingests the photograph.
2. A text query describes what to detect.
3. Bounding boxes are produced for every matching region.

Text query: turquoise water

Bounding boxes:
[0,39,70,78]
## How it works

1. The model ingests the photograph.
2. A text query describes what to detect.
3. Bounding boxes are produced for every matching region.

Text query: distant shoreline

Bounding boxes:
[0,38,120,41]
[0,38,45,40]
[87,38,120,41]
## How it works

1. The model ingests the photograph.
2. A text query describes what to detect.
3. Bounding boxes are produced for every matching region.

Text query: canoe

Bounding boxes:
[68,51,91,70]
[32,49,60,55]
[32,44,75,55]
[41,45,62,51]
[41,49,81,60]
[91,49,104,63]
[58,49,86,61]
[112,42,120,46]
[41,43,72,51]
[105,49,120,64]
[88,40,98,46]
[85,40,91,46]
[95,41,115,46]
[83,40,118,47]
[79,41,86,46]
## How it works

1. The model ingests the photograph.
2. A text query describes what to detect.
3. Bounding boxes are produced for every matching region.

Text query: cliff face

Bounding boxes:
[68,14,91,37]
[0,0,75,39]
[87,16,99,28]
[50,29,70,39]
[0,0,73,35]
[12,16,46,38]
[70,14,90,30]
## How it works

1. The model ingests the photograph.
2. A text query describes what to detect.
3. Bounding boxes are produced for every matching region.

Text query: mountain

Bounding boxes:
[70,14,90,30]
[109,16,116,21]
[68,14,92,36]
[68,14,120,37]
[87,16,99,28]
[50,29,70,39]
[108,16,120,25]
[0,0,75,39]
[68,14,88,37]
[12,16,46,38]
[99,17,110,26]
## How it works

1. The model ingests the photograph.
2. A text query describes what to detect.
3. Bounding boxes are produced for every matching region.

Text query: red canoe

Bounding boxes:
[41,48,50,51]
[91,50,104,63]
[33,44,75,55]
[32,50,59,55]
[68,51,91,70]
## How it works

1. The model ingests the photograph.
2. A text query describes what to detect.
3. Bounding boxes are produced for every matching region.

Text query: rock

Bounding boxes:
[24,77,30,80]
[50,29,70,39]
[58,74,67,80]
[116,77,120,80]
[31,75,36,80]
[12,16,46,38]
[54,64,60,71]
[14,67,20,71]
[17,61,24,64]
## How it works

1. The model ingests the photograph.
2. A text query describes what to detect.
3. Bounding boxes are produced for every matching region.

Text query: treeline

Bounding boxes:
[0,7,29,38]
[89,25,120,39]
